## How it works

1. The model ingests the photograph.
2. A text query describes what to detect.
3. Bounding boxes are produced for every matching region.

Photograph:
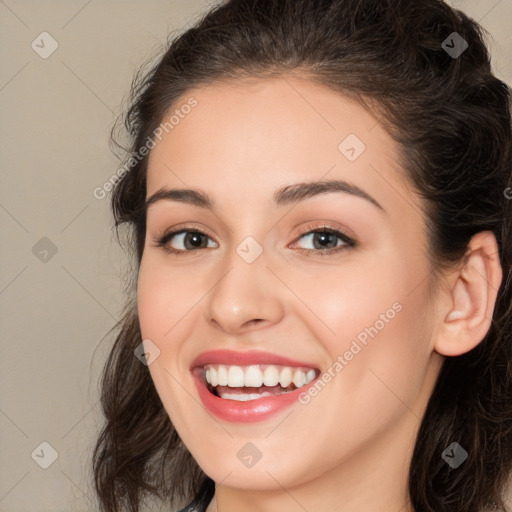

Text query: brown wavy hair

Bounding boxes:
[91,0,512,511]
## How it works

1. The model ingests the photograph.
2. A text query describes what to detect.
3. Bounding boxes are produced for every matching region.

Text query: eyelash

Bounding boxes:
[153,223,357,257]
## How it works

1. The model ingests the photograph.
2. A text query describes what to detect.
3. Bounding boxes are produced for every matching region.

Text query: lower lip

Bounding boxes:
[192,370,316,423]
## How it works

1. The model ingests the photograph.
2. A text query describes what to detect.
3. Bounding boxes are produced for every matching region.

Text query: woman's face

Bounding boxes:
[137,76,444,492]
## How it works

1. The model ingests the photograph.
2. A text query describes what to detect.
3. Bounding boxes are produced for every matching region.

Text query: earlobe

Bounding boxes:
[435,231,503,357]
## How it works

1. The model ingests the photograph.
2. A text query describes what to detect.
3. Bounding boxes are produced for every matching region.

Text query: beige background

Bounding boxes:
[0,1,511,511]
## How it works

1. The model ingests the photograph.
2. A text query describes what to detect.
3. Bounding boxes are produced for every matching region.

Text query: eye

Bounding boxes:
[153,228,217,254]
[153,223,357,256]
[291,224,357,256]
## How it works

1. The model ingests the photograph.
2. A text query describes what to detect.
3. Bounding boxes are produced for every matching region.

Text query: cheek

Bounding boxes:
[298,257,433,406]
[137,256,197,340]
[137,267,170,342]
[136,258,202,428]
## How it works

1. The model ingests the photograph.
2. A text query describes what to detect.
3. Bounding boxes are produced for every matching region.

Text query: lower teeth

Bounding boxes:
[219,391,275,401]
[207,384,295,402]
[210,385,293,401]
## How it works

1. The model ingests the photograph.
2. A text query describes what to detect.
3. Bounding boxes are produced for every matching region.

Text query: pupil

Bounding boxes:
[187,233,203,248]
[316,232,335,249]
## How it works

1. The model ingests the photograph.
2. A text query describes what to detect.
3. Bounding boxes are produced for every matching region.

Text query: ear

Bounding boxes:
[434,230,503,357]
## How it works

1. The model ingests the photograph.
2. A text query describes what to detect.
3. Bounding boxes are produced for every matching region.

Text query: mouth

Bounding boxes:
[194,364,319,402]
[190,350,321,422]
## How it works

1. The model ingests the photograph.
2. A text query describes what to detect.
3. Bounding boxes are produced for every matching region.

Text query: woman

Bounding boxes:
[92,0,512,511]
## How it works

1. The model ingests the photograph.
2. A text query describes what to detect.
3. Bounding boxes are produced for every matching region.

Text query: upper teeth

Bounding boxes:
[204,364,316,389]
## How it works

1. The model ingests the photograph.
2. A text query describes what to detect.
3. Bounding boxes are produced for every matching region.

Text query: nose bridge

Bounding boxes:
[204,238,284,333]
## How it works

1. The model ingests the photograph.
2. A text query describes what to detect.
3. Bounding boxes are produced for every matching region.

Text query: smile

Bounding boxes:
[190,350,320,423]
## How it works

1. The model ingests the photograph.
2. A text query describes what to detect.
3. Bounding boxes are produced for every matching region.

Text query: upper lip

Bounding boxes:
[190,350,319,370]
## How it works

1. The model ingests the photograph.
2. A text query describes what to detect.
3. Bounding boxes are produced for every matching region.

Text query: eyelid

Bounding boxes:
[156,222,217,243]
[292,221,354,243]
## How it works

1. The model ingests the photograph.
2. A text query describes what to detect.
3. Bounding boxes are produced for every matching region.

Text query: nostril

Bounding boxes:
[247,319,264,328]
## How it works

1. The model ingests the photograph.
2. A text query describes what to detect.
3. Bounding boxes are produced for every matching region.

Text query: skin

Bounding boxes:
[137,76,503,512]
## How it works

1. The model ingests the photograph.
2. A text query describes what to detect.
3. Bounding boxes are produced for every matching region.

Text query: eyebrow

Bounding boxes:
[145,179,385,213]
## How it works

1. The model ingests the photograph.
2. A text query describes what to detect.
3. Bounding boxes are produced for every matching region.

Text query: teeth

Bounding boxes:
[263,366,279,386]
[217,365,228,386]
[279,367,293,387]
[220,391,274,401]
[209,367,217,386]
[244,365,263,387]
[204,364,316,390]
[292,369,306,388]
[227,366,245,387]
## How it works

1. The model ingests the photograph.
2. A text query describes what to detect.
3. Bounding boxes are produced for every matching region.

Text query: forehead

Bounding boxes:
[145,76,419,220]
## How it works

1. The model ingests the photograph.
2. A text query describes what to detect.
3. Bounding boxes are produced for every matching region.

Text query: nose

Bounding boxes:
[204,249,285,335]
